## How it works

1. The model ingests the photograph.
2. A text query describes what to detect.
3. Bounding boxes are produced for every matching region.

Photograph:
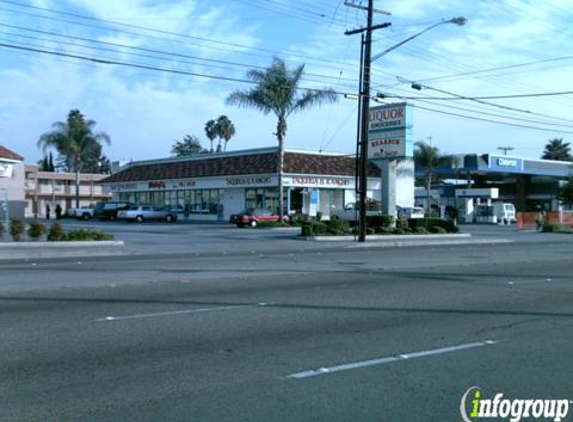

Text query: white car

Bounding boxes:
[397,206,425,219]
[117,205,178,223]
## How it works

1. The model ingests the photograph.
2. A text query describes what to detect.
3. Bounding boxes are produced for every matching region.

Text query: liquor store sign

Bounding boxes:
[368,103,413,160]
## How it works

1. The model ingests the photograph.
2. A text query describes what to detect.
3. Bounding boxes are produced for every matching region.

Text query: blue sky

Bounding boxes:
[1,0,573,164]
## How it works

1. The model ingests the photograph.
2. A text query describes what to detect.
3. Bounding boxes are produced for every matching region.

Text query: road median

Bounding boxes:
[0,241,125,260]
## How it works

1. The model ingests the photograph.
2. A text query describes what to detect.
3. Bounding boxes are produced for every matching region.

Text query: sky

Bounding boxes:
[2,0,573,165]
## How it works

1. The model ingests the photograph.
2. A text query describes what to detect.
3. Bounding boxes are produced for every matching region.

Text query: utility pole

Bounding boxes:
[345,0,391,242]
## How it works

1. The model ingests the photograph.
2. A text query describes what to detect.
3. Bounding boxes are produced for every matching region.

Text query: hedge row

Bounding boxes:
[301,216,458,237]
[0,220,115,242]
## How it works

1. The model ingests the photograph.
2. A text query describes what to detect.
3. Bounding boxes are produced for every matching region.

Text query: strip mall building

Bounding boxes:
[101,147,416,221]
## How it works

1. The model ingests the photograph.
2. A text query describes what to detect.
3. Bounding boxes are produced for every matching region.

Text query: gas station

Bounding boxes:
[414,153,573,228]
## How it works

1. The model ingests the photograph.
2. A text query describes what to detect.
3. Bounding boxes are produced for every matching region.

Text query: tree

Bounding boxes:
[558,178,573,206]
[216,115,235,152]
[205,120,217,153]
[226,57,338,218]
[171,135,207,157]
[38,109,111,207]
[38,152,55,172]
[542,138,572,161]
[414,141,453,216]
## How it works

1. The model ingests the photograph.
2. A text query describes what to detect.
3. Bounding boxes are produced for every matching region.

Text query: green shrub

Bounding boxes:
[0,221,4,239]
[374,226,392,235]
[27,220,46,241]
[414,226,429,234]
[9,219,25,242]
[429,226,448,234]
[542,222,562,233]
[47,222,66,241]
[367,215,394,228]
[408,218,458,233]
[326,217,350,235]
[65,229,115,241]
[396,218,409,230]
[366,228,376,235]
[300,221,327,236]
[312,222,327,235]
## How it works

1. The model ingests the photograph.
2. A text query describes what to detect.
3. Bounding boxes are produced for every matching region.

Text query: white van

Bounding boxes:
[493,202,516,225]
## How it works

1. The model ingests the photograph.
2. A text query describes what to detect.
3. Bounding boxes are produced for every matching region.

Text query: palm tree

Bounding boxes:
[171,135,207,157]
[38,109,110,207]
[542,138,572,161]
[414,141,452,216]
[205,120,217,153]
[226,57,338,218]
[216,115,236,152]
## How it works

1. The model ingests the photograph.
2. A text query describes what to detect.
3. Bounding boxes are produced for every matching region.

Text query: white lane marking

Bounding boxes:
[507,278,553,285]
[96,302,269,322]
[286,340,498,379]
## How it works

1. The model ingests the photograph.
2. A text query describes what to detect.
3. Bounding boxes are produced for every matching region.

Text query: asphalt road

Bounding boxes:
[1,226,572,421]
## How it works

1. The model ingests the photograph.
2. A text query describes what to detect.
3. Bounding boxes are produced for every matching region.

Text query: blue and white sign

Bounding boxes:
[488,155,523,172]
[368,103,413,160]
[309,189,319,217]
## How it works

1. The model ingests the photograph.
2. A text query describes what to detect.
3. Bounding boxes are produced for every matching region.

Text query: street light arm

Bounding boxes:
[371,17,467,62]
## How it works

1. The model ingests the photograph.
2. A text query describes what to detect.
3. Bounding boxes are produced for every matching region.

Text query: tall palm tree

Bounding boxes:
[216,115,236,152]
[414,141,452,216]
[205,120,217,153]
[226,57,338,218]
[542,138,572,161]
[38,109,110,207]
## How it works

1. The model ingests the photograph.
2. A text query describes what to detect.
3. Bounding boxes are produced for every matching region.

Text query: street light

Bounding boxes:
[371,17,467,62]
[354,14,467,242]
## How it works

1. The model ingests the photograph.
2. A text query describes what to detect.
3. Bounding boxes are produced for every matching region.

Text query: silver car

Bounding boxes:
[116,205,178,223]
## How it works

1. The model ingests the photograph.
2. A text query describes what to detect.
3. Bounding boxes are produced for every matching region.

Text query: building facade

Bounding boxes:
[25,165,112,218]
[0,145,26,221]
[101,148,416,221]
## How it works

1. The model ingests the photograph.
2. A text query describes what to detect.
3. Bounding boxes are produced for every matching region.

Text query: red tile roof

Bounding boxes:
[102,151,380,183]
[0,145,24,161]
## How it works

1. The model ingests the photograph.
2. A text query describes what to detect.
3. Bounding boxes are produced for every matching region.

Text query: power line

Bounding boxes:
[0,1,355,69]
[0,23,360,86]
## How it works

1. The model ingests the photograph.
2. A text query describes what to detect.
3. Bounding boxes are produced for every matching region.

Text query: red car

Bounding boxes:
[230,208,280,227]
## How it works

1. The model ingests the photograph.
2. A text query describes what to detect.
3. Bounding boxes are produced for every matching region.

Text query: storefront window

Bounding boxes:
[245,187,278,211]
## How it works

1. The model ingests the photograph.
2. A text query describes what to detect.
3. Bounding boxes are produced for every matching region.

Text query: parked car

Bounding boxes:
[493,202,516,225]
[71,205,95,220]
[117,204,178,223]
[397,206,424,219]
[230,208,280,227]
[330,199,383,223]
[94,201,134,221]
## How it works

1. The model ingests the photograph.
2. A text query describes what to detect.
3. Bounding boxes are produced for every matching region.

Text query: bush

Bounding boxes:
[366,228,376,235]
[27,220,46,241]
[300,221,327,236]
[414,226,429,234]
[47,222,66,241]
[9,219,25,242]
[65,229,115,241]
[408,217,459,233]
[396,218,409,230]
[367,215,394,229]
[326,217,350,235]
[429,226,448,234]
[0,221,4,239]
[374,226,392,235]
[542,222,562,233]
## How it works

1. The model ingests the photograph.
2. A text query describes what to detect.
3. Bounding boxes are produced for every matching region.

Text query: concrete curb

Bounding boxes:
[346,238,514,248]
[303,233,472,242]
[0,241,124,248]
